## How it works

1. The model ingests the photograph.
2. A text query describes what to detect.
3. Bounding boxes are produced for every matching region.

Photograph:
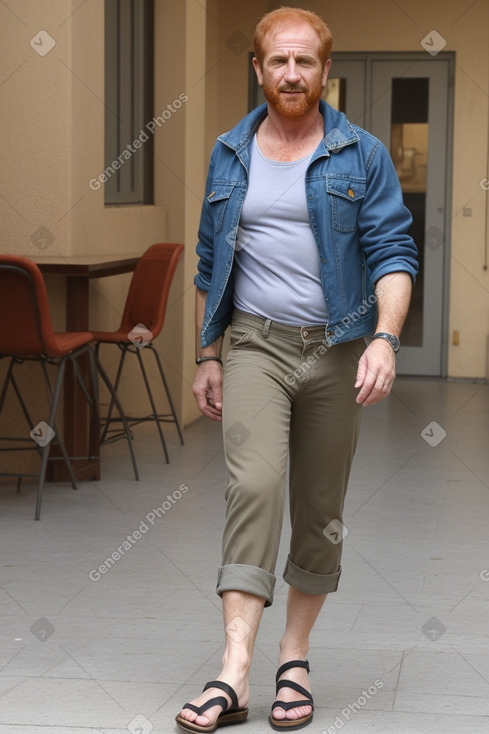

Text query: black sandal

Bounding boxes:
[175,679,249,733]
[269,660,314,731]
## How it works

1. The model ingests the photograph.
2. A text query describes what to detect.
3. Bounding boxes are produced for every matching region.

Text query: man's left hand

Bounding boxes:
[354,339,396,406]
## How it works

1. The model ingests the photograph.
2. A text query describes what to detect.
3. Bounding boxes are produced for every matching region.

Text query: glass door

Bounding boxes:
[324,60,366,126]
[326,55,453,376]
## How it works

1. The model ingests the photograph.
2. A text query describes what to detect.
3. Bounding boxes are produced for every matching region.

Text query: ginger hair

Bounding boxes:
[253,6,333,67]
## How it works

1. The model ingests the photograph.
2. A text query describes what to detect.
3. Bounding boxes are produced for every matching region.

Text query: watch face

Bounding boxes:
[388,336,400,352]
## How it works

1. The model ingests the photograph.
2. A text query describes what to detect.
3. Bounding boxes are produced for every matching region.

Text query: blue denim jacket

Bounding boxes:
[195,100,418,347]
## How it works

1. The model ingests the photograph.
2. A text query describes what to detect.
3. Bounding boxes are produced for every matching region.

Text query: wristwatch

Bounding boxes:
[195,356,223,366]
[371,332,400,353]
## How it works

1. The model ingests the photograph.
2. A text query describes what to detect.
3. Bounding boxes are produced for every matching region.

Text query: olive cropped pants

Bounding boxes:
[217,310,365,606]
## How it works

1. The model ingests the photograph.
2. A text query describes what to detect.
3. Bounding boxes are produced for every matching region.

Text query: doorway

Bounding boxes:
[326,53,454,376]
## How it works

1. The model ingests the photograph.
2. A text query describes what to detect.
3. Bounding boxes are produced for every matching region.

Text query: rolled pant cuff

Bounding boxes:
[283,555,342,595]
[216,563,276,607]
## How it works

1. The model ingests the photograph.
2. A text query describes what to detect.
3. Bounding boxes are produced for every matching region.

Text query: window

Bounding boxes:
[104,0,154,204]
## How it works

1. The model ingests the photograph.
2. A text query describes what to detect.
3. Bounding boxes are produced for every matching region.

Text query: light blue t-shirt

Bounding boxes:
[233,134,328,325]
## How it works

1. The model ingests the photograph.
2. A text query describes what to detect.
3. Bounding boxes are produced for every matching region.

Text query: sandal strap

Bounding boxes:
[275,659,310,683]
[182,695,228,717]
[271,698,314,712]
[202,680,239,711]
[276,679,313,702]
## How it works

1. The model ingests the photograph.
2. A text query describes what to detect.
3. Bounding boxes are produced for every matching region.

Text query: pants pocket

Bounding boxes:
[230,324,256,348]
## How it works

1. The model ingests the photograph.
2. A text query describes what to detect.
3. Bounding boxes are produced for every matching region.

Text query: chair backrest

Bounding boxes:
[119,243,185,338]
[0,255,59,356]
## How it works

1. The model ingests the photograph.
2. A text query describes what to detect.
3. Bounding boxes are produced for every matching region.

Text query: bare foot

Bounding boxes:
[177,673,249,730]
[272,659,313,723]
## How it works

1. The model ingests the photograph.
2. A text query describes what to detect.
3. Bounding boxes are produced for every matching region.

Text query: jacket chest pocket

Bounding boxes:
[326,176,366,233]
[207,183,236,233]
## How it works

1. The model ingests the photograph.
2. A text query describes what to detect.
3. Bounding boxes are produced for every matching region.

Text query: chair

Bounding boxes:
[0,255,137,520]
[92,243,185,465]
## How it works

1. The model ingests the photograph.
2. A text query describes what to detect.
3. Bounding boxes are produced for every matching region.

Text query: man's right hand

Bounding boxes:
[192,361,223,421]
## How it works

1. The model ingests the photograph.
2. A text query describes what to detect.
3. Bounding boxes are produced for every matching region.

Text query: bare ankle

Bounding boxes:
[221,651,251,676]
[278,636,309,662]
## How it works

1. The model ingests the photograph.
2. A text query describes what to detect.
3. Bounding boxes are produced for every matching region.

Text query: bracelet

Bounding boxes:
[195,356,223,366]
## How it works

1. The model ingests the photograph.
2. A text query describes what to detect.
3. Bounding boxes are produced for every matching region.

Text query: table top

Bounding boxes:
[32,252,141,278]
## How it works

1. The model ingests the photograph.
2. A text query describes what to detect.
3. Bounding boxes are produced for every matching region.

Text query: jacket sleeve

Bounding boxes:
[358,139,419,284]
[194,148,217,292]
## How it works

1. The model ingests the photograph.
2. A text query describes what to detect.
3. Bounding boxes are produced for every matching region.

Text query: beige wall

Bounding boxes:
[0,0,212,483]
[0,0,209,468]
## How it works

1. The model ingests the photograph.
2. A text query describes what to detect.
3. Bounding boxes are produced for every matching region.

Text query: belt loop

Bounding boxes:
[261,318,271,339]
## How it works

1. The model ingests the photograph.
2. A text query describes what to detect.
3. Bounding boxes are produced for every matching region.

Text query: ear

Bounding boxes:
[322,58,333,89]
[252,57,264,87]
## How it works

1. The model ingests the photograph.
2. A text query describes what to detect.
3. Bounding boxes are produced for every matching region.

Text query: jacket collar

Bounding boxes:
[218,100,360,155]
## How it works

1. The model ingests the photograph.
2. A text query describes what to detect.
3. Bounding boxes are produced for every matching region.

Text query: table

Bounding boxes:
[33,253,141,481]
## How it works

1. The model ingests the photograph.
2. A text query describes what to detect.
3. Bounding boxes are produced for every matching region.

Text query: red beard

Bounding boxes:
[262,77,323,118]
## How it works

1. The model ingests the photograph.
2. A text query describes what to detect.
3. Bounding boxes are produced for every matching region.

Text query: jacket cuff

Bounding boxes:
[194,273,211,291]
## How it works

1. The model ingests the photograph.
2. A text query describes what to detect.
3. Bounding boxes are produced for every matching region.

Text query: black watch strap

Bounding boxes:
[196,356,223,366]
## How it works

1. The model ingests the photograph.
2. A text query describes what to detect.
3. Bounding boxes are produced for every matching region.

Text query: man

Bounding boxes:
[176,7,417,733]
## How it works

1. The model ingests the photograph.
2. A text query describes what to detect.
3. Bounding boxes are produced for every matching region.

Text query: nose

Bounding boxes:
[284,58,301,84]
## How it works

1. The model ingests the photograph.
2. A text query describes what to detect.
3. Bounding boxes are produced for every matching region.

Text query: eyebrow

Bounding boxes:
[268,52,317,63]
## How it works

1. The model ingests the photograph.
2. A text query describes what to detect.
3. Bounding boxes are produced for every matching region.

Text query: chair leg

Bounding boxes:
[95,351,139,481]
[0,358,15,418]
[99,345,128,444]
[71,352,95,408]
[36,358,68,521]
[86,346,101,461]
[39,358,77,482]
[150,346,185,446]
[88,346,100,417]
[50,421,78,492]
[135,348,170,464]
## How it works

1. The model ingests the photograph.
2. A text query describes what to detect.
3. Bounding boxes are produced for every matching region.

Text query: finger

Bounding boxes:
[360,372,394,406]
[355,359,378,404]
[204,389,222,414]
[356,362,388,405]
[356,379,379,405]
[354,358,367,389]
[196,391,222,420]
[195,392,220,418]
[204,365,223,410]
[210,383,223,411]
[203,406,222,421]
[360,382,386,406]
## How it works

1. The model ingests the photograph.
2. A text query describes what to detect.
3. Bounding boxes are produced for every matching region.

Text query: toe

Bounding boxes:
[273,704,312,722]
[178,704,218,727]
[272,706,286,721]
[178,707,196,722]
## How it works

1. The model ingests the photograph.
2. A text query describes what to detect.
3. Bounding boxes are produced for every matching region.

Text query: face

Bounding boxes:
[253,21,332,118]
